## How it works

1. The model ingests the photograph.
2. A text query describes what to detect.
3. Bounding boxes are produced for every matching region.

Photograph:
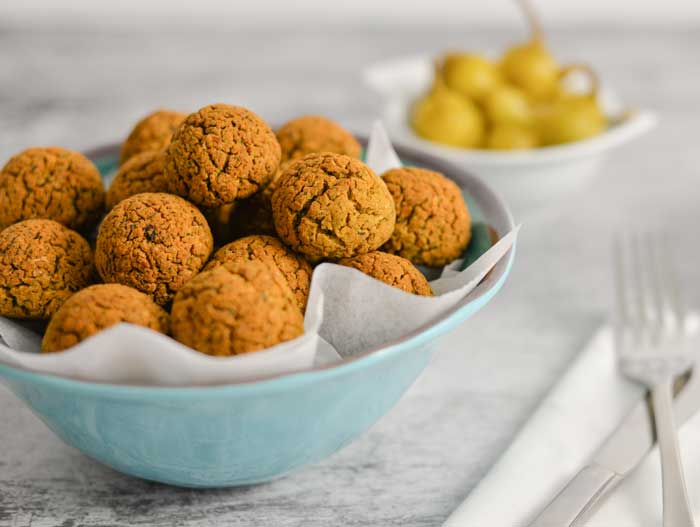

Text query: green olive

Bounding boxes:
[501,40,559,100]
[537,94,606,145]
[486,124,539,150]
[500,0,560,100]
[411,88,485,148]
[483,85,533,126]
[443,53,501,101]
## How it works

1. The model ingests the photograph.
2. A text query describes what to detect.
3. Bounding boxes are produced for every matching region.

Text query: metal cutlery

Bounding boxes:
[613,234,695,526]
[528,235,696,527]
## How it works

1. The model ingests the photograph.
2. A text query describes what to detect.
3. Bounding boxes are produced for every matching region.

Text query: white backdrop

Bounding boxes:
[2,0,700,29]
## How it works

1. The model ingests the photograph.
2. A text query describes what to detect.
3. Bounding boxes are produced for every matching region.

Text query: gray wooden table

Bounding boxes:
[1,27,699,526]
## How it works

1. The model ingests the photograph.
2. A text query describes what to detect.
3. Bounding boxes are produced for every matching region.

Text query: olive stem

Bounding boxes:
[431,59,447,94]
[517,0,545,42]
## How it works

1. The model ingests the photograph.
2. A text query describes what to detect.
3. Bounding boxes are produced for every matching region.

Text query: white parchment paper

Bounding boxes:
[0,123,517,386]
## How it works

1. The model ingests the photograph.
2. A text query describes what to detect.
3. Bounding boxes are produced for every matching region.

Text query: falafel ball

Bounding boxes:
[339,251,433,296]
[271,153,395,261]
[205,235,313,311]
[171,261,304,356]
[0,219,94,319]
[119,109,186,165]
[164,104,281,208]
[95,192,213,305]
[41,284,170,353]
[276,115,362,162]
[0,147,104,230]
[106,150,169,210]
[382,167,471,267]
[231,113,361,239]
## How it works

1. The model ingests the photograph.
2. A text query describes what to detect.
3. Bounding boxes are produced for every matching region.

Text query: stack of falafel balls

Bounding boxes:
[0,105,472,358]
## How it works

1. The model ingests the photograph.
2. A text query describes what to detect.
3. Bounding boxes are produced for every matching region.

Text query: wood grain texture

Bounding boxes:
[1,27,700,526]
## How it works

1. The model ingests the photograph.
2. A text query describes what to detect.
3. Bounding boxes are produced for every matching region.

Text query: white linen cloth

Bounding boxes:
[444,318,700,527]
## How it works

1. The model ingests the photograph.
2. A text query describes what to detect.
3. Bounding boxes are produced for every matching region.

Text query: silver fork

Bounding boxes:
[614,234,696,527]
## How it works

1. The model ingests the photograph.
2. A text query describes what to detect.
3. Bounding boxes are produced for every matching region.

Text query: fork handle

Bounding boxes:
[652,380,696,527]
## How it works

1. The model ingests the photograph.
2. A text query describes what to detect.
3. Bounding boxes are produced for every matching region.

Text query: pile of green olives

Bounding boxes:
[410,0,606,151]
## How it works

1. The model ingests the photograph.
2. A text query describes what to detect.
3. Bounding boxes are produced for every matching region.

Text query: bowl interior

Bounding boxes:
[90,140,514,377]
[0,140,515,389]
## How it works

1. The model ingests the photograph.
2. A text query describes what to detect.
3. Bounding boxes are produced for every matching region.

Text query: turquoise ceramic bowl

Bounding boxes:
[0,142,515,488]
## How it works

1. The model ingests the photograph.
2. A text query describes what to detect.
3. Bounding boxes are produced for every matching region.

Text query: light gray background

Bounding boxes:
[1,23,699,526]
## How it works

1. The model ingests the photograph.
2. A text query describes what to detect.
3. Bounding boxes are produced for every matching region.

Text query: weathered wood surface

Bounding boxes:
[1,27,699,526]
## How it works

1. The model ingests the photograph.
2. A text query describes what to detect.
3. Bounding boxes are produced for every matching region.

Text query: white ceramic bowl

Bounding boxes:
[365,55,657,217]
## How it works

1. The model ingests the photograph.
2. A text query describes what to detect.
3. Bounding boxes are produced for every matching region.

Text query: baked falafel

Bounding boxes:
[95,192,213,305]
[205,234,313,310]
[164,104,281,208]
[0,147,104,230]
[0,219,94,319]
[339,251,433,296]
[381,167,471,267]
[271,153,395,261]
[171,261,304,356]
[41,284,170,353]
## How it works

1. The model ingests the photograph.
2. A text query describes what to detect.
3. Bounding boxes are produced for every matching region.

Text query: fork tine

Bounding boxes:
[642,233,665,342]
[632,234,647,327]
[632,233,656,345]
[616,233,662,348]
[651,235,686,334]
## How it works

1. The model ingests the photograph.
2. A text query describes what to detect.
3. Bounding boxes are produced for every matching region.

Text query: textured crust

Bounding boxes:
[0,219,94,319]
[171,261,304,356]
[276,115,362,162]
[119,109,186,165]
[205,235,313,311]
[41,284,170,353]
[95,193,213,305]
[381,167,471,267]
[339,251,433,296]
[0,147,105,230]
[164,104,281,208]
[106,150,169,210]
[271,153,396,261]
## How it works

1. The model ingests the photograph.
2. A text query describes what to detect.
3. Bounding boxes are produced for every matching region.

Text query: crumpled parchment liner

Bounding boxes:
[0,122,517,386]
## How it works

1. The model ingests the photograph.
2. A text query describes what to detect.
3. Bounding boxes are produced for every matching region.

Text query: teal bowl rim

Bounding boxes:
[0,140,516,396]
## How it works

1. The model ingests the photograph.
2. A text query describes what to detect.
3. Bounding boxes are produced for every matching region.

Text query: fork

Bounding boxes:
[614,234,696,527]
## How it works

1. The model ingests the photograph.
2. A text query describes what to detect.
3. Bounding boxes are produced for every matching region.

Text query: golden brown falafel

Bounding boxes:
[171,261,304,356]
[164,104,281,208]
[276,115,361,162]
[120,109,186,165]
[382,167,471,267]
[95,192,213,305]
[41,284,170,353]
[0,219,94,319]
[230,114,361,240]
[0,147,104,230]
[205,235,313,311]
[338,251,433,296]
[105,150,169,210]
[271,153,395,261]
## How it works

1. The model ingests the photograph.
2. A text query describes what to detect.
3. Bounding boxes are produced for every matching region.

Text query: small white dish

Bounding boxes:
[365,55,658,217]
